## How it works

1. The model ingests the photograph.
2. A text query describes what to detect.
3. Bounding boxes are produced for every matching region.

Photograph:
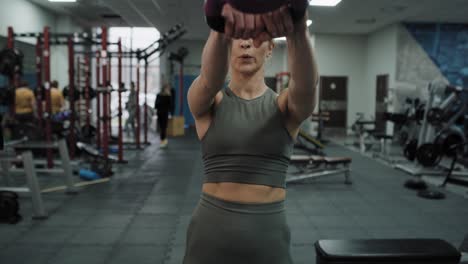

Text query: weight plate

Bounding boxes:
[416,143,442,167]
[427,108,444,126]
[404,139,418,161]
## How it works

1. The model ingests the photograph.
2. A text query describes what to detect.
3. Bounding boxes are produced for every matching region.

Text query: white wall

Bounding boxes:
[161,39,204,80]
[395,25,447,101]
[51,16,84,87]
[169,30,401,135]
[0,0,83,87]
[0,0,56,44]
[365,24,398,113]
[314,33,368,130]
[161,38,287,87]
[365,24,398,134]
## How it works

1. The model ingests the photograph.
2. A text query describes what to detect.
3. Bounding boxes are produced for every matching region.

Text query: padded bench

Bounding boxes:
[291,155,351,165]
[287,156,352,184]
[315,239,461,264]
[323,157,352,165]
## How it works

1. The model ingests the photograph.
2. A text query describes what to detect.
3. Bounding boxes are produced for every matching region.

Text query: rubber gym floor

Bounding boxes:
[1,129,467,264]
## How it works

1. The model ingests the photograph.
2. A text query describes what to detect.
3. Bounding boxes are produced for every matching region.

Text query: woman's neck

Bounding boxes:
[229,70,267,100]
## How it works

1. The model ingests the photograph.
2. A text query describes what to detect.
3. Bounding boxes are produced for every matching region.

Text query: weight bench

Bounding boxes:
[372,133,394,155]
[315,239,461,264]
[76,142,117,178]
[287,155,352,184]
[1,150,47,219]
[295,129,325,156]
[76,142,118,162]
[0,138,71,220]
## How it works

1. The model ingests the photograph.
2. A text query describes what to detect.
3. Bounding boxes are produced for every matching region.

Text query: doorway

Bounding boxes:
[319,76,348,136]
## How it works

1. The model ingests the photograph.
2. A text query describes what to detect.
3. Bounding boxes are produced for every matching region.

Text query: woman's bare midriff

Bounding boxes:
[202,182,286,204]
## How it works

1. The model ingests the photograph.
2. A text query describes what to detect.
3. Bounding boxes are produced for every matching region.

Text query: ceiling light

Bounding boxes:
[274,20,313,41]
[274,37,287,41]
[48,0,77,2]
[309,0,342,7]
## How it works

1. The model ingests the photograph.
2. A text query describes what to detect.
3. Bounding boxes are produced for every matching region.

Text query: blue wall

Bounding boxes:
[404,23,468,87]
[172,75,197,127]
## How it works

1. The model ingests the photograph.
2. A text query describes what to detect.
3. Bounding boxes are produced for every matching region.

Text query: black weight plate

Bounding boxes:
[404,139,418,161]
[427,108,444,126]
[416,143,442,167]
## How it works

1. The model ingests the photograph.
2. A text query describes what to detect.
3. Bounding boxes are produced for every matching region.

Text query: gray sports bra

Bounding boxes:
[200,87,294,188]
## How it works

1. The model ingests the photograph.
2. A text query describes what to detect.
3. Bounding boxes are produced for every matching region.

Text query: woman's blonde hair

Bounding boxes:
[161,84,171,95]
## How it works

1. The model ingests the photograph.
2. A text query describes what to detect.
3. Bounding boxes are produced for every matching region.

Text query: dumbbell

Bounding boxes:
[204,0,309,33]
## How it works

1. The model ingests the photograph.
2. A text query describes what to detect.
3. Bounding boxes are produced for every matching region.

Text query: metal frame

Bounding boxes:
[395,162,468,177]
[1,151,46,219]
[287,156,352,184]
[0,139,77,219]
[5,24,184,162]
[371,137,408,165]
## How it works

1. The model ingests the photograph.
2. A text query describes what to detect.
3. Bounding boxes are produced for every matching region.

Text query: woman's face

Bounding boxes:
[230,39,273,76]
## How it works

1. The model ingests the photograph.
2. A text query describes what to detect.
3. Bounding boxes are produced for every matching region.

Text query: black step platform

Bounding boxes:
[315,239,461,264]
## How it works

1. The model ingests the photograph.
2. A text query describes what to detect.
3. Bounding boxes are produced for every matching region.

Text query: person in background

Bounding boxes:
[50,80,66,114]
[124,82,137,136]
[155,83,174,148]
[14,80,36,123]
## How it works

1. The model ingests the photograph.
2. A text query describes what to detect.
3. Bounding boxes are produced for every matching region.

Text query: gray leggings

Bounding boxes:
[183,192,293,264]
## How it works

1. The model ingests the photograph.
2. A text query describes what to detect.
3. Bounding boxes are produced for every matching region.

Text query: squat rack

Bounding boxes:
[6,26,117,165]
[74,24,186,150]
[6,24,186,165]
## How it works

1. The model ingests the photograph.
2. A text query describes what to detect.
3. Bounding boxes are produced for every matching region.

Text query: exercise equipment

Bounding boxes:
[288,129,352,184]
[415,143,442,167]
[169,47,189,117]
[204,0,309,33]
[4,117,44,142]
[397,81,468,178]
[395,81,468,200]
[79,169,101,181]
[311,111,330,143]
[0,191,21,224]
[295,129,325,156]
[404,139,418,161]
[0,86,14,105]
[0,137,112,219]
[287,155,352,185]
[63,85,97,100]
[76,141,116,177]
[349,113,377,153]
[315,239,461,264]
[440,142,468,188]
[0,138,48,219]
[427,107,444,126]
[404,126,465,166]
[435,126,465,157]
[0,48,23,77]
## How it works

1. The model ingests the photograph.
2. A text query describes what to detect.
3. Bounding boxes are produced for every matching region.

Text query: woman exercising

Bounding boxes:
[183,2,318,264]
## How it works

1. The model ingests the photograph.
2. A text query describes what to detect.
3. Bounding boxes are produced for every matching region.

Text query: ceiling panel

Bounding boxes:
[26,0,468,39]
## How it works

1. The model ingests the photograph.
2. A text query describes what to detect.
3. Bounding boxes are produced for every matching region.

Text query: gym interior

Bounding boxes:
[0,0,467,263]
